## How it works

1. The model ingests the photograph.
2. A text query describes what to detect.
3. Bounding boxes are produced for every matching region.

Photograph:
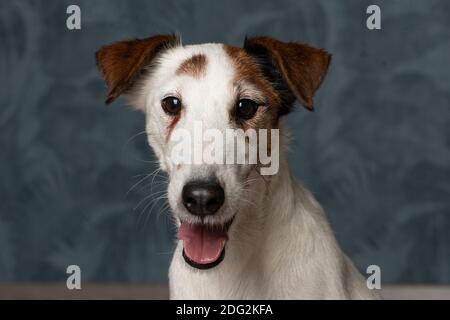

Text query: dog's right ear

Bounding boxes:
[96,34,179,105]
[244,36,331,112]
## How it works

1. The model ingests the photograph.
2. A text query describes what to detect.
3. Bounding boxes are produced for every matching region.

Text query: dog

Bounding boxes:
[96,35,378,299]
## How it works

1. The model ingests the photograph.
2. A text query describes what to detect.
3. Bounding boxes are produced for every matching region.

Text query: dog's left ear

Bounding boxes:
[244,37,331,111]
[96,34,179,105]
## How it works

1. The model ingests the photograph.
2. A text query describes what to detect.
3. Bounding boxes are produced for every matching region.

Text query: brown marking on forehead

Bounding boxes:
[176,54,207,78]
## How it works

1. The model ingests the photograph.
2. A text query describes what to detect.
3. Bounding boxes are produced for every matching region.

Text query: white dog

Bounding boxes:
[96,35,378,299]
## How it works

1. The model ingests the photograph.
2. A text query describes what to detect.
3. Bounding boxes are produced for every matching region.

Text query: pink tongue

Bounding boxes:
[178,222,227,265]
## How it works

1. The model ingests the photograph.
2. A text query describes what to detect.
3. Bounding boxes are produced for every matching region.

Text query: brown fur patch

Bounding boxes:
[243,37,331,111]
[96,35,179,104]
[224,45,282,160]
[224,45,281,131]
[225,37,330,161]
[176,54,207,78]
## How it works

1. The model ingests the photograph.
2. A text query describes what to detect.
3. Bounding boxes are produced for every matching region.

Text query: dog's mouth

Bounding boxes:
[177,219,233,269]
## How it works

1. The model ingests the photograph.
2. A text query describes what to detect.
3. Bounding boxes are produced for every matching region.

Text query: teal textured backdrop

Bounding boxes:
[0,0,449,283]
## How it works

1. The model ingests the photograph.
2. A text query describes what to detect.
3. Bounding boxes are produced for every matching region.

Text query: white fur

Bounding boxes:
[130,43,379,299]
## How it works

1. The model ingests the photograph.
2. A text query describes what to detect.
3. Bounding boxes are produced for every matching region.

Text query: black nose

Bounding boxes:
[182,181,225,216]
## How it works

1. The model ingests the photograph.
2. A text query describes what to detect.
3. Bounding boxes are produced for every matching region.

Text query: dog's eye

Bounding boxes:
[236,99,259,120]
[161,96,182,115]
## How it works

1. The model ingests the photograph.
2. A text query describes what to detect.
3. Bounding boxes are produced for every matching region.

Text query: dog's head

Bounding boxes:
[96,35,330,269]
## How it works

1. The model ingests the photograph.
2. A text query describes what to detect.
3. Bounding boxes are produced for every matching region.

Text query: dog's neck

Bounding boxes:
[259,152,296,221]
[227,136,318,269]
[254,132,308,222]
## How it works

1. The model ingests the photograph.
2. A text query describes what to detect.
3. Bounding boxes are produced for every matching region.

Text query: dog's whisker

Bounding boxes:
[136,194,166,229]
[156,200,171,226]
[238,197,258,209]
[129,168,165,195]
[253,166,271,191]
[132,173,153,178]
[243,177,259,183]
[143,194,168,228]
[133,190,168,210]
[120,131,164,165]
[134,194,153,211]
[149,168,165,195]
[134,158,162,164]
[126,173,154,196]
[122,130,146,150]
[140,193,168,216]
[236,185,261,199]
[127,166,165,196]
[155,250,176,255]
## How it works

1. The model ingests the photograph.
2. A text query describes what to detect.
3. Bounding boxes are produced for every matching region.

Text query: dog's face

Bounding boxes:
[97,35,330,269]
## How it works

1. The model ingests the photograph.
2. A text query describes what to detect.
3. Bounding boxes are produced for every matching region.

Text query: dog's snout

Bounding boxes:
[182,181,225,216]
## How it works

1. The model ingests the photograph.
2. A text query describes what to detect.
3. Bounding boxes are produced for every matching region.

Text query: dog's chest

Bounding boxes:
[169,244,267,299]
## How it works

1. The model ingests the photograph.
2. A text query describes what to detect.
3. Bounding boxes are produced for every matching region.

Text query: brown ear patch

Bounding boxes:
[96,34,179,104]
[244,36,331,111]
[176,54,207,78]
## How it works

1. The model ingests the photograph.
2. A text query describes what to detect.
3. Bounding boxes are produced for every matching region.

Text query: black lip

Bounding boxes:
[182,247,226,270]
